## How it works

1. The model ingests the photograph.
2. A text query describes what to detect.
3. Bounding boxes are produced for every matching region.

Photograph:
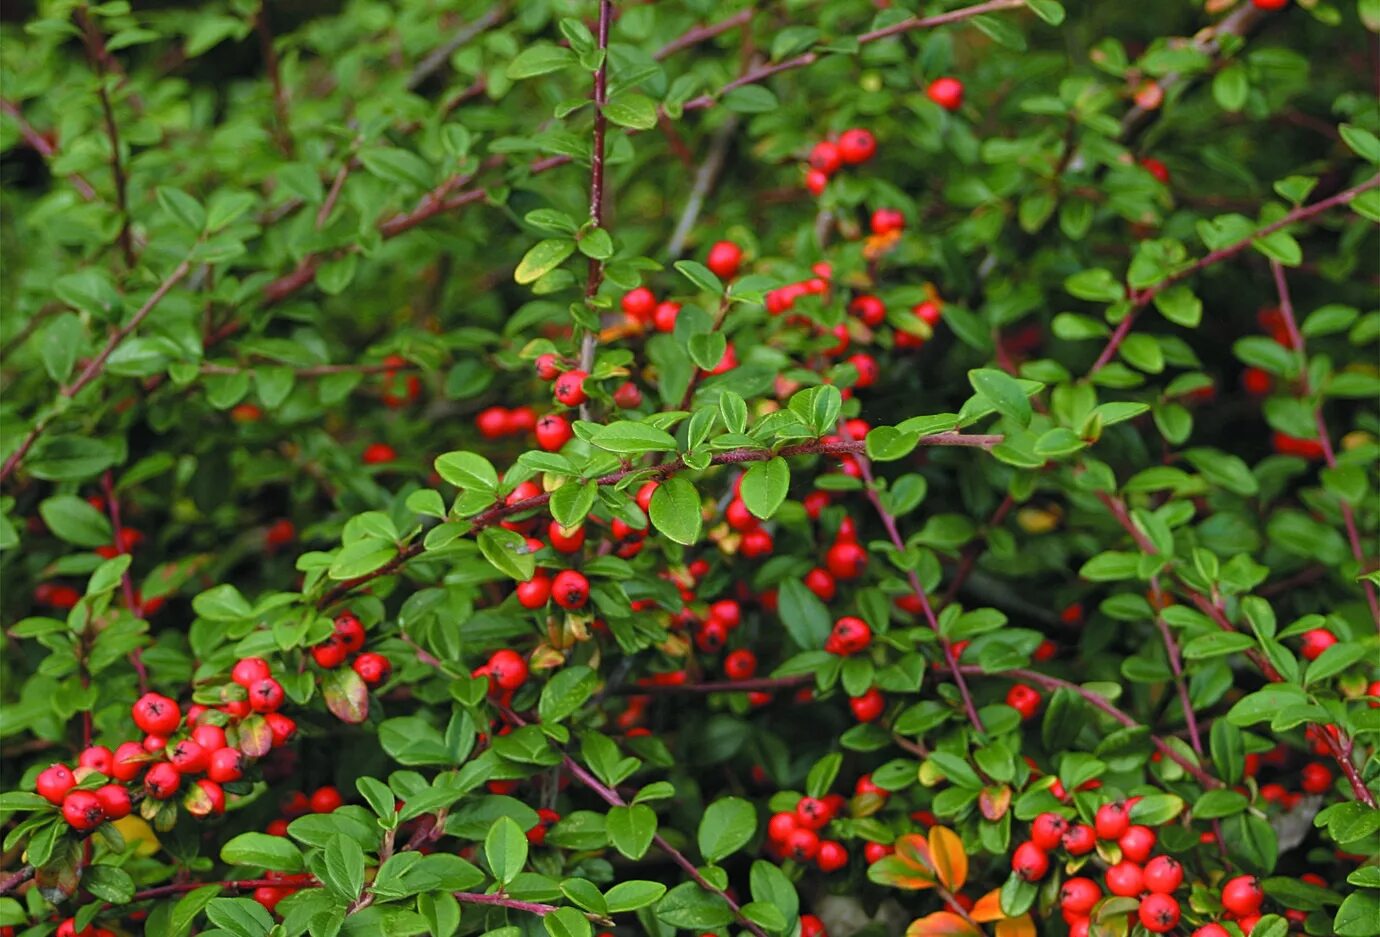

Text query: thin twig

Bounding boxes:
[255,7,294,156]
[665,115,741,258]
[406,5,509,90]
[576,0,614,421]
[0,100,98,200]
[1150,575,1201,756]
[0,865,33,896]
[79,16,135,267]
[653,9,754,59]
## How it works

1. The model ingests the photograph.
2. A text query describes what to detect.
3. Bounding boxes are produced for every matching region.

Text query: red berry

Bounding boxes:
[551,570,589,609]
[1061,877,1101,915]
[169,739,209,774]
[816,840,848,872]
[207,747,244,783]
[709,599,741,629]
[334,612,366,652]
[1241,367,1272,395]
[232,657,271,688]
[94,783,131,820]
[785,827,821,861]
[1106,860,1144,897]
[825,540,867,579]
[849,688,885,722]
[795,796,834,830]
[248,677,285,713]
[808,141,842,175]
[312,634,349,669]
[1140,156,1171,184]
[1138,894,1181,933]
[1005,683,1042,720]
[62,789,104,830]
[535,353,562,380]
[353,652,392,687]
[767,811,797,842]
[132,693,181,736]
[927,76,964,110]
[144,762,182,800]
[848,353,879,389]
[695,619,728,653]
[266,712,297,747]
[1251,0,1289,9]
[487,649,529,691]
[36,764,77,804]
[869,208,905,236]
[863,841,892,863]
[635,481,658,513]
[476,406,512,439]
[653,301,681,332]
[516,574,552,609]
[621,287,657,322]
[110,742,145,781]
[826,616,872,656]
[799,915,826,937]
[535,414,573,451]
[740,528,774,558]
[612,381,642,409]
[553,370,588,407]
[1030,812,1069,850]
[1062,823,1096,855]
[705,241,743,280]
[194,778,227,816]
[1095,801,1130,840]
[723,649,757,680]
[362,442,396,464]
[837,128,876,165]
[1300,628,1337,661]
[253,886,291,912]
[1011,841,1049,881]
[78,746,114,776]
[804,567,837,602]
[310,786,343,813]
[192,724,227,752]
[1119,825,1157,863]
[1301,761,1333,794]
[1144,855,1183,894]
[548,520,586,553]
[1193,926,1231,937]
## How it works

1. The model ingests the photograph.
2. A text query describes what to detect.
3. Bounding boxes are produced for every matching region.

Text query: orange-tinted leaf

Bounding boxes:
[322,666,369,724]
[995,915,1036,937]
[971,889,1006,924]
[979,784,1011,821]
[866,854,936,890]
[893,832,936,872]
[905,912,981,937]
[928,825,968,891]
[236,713,273,757]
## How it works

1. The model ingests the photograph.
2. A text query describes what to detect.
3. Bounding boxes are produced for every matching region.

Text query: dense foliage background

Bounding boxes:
[1,1,1378,936]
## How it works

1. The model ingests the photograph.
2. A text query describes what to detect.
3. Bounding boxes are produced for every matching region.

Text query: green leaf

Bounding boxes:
[607,804,658,860]
[1213,63,1249,112]
[1194,789,1249,819]
[969,369,1033,425]
[776,578,832,650]
[507,43,578,79]
[604,880,667,913]
[589,421,679,454]
[434,451,499,492]
[649,476,702,545]
[1065,269,1125,302]
[204,897,275,937]
[322,834,365,902]
[544,906,592,937]
[740,458,789,519]
[656,881,734,929]
[1340,124,1380,163]
[358,147,433,190]
[515,239,576,285]
[549,480,597,528]
[220,832,305,872]
[1025,0,1065,25]
[697,797,756,863]
[674,260,724,294]
[39,495,112,548]
[603,93,658,130]
[477,527,537,581]
[157,186,206,231]
[484,816,528,886]
[27,436,120,482]
[722,85,779,113]
[538,666,597,724]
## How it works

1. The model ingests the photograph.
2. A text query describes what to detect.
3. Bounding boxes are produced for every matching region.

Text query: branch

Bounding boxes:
[2,258,194,484]
[0,100,98,200]
[1270,259,1380,629]
[1090,172,1380,373]
[654,9,754,59]
[839,423,987,734]
[665,114,741,258]
[406,5,509,90]
[576,0,614,418]
[0,865,33,896]
[961,666,1220,788]
[79,15,135,267]
[315,433,1002,609]
[1150,575,1202,756]
[940,494,1015,608]
[255,7,294,157]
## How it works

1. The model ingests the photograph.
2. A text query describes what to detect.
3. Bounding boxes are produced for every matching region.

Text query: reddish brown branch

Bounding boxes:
[79,16,135,267]
[654,9,754,58]
[256,7,294,157]
[0,100,98,200]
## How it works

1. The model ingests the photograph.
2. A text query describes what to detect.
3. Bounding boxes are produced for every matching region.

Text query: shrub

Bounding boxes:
[1,1,1378,936]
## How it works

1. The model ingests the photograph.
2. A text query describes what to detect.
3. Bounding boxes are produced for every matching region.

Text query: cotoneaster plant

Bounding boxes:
[0,1,1378,937]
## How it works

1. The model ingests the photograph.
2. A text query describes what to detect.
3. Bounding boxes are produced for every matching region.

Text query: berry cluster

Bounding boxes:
[309,611,393,687]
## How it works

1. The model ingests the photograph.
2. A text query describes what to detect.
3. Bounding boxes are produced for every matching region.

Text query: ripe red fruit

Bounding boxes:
[799,915,826,937]
[695,619,728,653]
[1140,156,1171,184]
[516,574,552,609]
[334,612,366,652]
[725,498,760,532]
[253,886,291,912]
[825,616,872,656]
[110,742,145,781]
[36,764,77,804]
[927,76,964,110]
[709,599,741,629]
[311,786,343,813]
[825,540,867,579]
[740,528,774,558]
[808,140,842,175]
[232,657,271,688]
[1061,877,1101,915]
[144,762,182,800]
[804,567,837,602]
[706,241,743,280]
[535,413,573,451]
[1144,855,1183,894]
[1251,0,1289,9]
[1301,761,1333,794]
[207,747,244,783]
[195,778,227,815]
[723,649,757,680]
[488,649,529,691]
[653,300,681,332]
[1030,812,1069,850]
[795,796,834,830]
[1106,860,1145,897]
[1005,683,1042,720]
[1138,894,1181,933]
[1062,823,1096,855]
[767,811,797,842]
[266,712,297,746]
[785,827,821,861]
[535,353,562,380]
[476,406,511,439]
[132,693,181,736]
[552,569,590,609]
[1300,627,1337,661]
[849,688,885,722]
[848,353,879,389]
[621,287,657,323]
[548,520,586,553]
[863,841,892,863]
[192,724,227,752]
[612,381,642,409]
[62,789,104,830]
[869,208,905,235]
[1119,825,1157,863]
[838,128,876,165]
[248,677,285,713]
[1095,801,1130,840]
[94,783,131,820]
[849,294,886,327]
[1193,926,1231,937]
[553,370,588,407]
[169,739,209,774]
[816,840,848,872]
[1011,841,1049,881]
[362,442,396,464]
[312,634,349,669]
[353,652,392,687]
